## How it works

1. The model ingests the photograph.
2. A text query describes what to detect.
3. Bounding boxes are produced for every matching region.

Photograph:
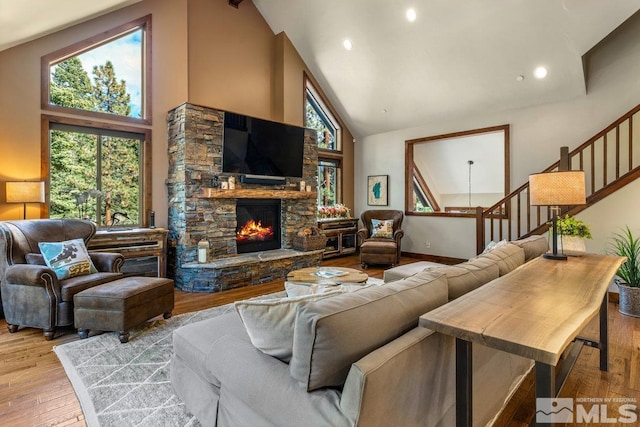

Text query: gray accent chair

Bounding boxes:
[0,219,124,340]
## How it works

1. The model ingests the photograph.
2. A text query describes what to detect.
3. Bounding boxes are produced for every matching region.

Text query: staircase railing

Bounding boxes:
[476,103,640,254]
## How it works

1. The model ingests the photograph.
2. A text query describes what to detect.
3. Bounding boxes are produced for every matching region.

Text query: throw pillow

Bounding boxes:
[38,238,98,280]
[235,290,342,363]
[370,219,394,238]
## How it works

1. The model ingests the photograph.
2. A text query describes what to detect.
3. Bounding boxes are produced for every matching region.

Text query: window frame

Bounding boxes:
[304,74,345,206]
[41,114,152,227]
[41,15,152,125]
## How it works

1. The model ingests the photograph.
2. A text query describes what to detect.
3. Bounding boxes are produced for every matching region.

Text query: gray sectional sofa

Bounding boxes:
[170,235,548,427]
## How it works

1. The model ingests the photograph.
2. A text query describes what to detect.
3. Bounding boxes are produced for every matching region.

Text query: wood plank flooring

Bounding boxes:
[0,255,638,426]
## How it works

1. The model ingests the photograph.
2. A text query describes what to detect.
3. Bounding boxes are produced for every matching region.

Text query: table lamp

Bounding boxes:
[6,181,45,219]
[529,171,586,260]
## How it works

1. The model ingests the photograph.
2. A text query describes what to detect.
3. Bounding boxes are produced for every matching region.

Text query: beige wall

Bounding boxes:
[0,0,355,225]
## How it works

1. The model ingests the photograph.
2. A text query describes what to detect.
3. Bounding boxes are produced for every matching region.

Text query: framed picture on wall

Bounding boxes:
[367,175,388,206]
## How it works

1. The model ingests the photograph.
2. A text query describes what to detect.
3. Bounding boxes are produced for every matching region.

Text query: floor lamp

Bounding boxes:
[529,171,586,260]
[6,181,45,219]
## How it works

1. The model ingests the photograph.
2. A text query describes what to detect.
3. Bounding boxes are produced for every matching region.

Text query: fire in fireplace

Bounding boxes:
[237,220,274,243]
[236,199,281,253]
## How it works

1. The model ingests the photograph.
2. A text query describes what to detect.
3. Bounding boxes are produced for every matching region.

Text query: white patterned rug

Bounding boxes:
[54,292,285,427]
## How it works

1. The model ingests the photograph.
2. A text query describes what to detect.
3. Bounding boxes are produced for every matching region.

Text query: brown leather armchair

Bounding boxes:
[357,210,404,268]
[0,219,124,340]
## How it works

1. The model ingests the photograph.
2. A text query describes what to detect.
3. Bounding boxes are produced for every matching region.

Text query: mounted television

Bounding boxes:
[222,112,305,180]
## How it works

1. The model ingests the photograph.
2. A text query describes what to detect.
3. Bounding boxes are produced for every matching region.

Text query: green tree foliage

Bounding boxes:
[92,61,131,116]
[50,57,95,110]
[49,57,140,226]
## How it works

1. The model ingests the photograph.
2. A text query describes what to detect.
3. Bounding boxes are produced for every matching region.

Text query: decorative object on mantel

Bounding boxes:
[317,204,351,219]
[528,170,586,260]
[299,180,305,191]
[555,214,592,254]
[609,226,640,317]
[293,226,327,251]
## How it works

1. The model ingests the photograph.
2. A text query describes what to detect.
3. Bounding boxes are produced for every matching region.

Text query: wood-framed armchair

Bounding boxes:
[357,210,404,268]
[0,219,125,340]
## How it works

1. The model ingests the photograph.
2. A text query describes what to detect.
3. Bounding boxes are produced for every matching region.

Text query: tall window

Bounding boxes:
[305,78,342,206]
[41,16,152,227]
[47,121,148,226]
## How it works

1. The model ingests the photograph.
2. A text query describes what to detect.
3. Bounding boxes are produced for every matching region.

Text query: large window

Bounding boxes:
[305,78,343,207]
[42,15,151,125]
[46,120,149,227]
[41,16,152,227]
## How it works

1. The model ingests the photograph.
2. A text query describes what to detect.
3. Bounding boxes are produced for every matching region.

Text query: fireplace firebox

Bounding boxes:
[236,199,281,253]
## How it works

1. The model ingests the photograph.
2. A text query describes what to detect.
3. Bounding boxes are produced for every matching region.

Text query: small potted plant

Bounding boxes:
[555,214,592,253]
[609,226,640,317]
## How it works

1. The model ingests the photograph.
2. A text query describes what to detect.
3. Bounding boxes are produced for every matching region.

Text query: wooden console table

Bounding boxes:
[419,253,625,427]
[88,228,168,277]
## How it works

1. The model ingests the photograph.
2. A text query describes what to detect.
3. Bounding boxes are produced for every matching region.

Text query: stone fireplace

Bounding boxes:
[166,103,322,292]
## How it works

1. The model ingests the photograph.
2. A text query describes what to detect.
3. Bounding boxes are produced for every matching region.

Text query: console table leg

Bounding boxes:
[456,338,472,427]
[534,362,556,427]
[600,292,608,371]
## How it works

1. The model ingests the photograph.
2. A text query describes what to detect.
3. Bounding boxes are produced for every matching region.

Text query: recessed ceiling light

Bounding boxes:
[382,108,388,113]
[343,39,352,50]
[534,66,548,79]
[516,75,524,82]
[406,8,417,22]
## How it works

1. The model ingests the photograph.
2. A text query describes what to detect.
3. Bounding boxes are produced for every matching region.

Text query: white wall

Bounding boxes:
[356,15,640,260]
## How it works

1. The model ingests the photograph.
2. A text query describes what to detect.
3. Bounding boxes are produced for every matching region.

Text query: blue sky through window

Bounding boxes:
[50,29,143,118]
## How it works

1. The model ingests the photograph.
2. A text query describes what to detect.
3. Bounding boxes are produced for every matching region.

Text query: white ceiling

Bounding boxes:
[2,0,639,139]
[0,0,141,52]
[254,0,640,137]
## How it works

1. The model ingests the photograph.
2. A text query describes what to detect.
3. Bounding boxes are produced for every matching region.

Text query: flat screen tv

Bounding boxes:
[222,112,305,179]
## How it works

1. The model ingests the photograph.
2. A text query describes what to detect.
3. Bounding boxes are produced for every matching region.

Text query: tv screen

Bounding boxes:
[222,113,305,178]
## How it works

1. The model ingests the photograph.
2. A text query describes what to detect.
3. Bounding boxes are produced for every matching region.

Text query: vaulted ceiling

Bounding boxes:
[2,0,639,138]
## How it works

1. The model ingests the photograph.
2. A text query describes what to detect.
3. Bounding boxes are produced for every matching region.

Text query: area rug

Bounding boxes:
[54,292,285,427]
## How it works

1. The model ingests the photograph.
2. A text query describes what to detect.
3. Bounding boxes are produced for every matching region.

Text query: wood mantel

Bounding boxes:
[201,188,317,200]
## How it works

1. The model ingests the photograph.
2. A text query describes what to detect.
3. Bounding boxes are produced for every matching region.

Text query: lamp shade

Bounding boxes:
[528,171,586,206]
[6,181,45,203]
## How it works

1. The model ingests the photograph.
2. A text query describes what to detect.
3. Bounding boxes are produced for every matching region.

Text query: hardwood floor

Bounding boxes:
[0,255,638,426]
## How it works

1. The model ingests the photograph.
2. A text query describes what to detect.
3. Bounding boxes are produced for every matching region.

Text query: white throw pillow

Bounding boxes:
[235,290,342,363]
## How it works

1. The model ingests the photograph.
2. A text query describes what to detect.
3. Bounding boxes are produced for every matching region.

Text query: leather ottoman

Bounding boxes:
[360,239,399,268]
[73,276,174,343]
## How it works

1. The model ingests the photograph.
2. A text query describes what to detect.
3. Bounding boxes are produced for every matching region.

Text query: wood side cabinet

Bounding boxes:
[88,228,168,277]
[317,218,358,259]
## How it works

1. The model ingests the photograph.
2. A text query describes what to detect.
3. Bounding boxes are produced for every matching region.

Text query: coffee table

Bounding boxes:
[286,266,368,286]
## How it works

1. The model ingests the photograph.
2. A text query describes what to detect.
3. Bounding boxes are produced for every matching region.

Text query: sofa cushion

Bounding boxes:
[475,243,525,276]
[512,235,549,261]
[289,269,448,391]
[173,311,249,386]
[383,261,445,282]
[235,290,342,363]
[430,258,499,300]
[38,238,97,280]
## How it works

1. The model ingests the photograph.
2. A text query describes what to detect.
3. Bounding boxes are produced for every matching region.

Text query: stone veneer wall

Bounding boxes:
[166,103,319,290]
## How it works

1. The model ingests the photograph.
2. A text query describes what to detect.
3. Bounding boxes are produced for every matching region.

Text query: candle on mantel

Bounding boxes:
[198,239,209,263]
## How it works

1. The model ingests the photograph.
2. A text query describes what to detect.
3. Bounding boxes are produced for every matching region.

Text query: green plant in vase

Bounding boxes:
[554,214,591,253]
[609,226,640,317]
